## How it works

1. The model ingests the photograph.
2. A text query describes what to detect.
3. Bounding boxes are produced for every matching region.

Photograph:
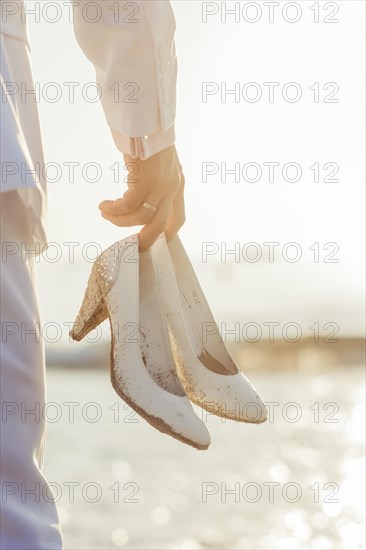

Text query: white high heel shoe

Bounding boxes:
[70,234,211,450]
[150,234,267,424]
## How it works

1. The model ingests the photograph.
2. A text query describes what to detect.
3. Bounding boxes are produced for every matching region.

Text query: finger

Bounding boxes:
[99,165,149,215]
[99,198,132,216]
[142,174,179,211]
[100,180,166,218]
[99,193,150,217]
[138,197,173,252]
[166,173,185,241]
[99,199,114,212]
[101,204,155,227]
[120,184,148,212]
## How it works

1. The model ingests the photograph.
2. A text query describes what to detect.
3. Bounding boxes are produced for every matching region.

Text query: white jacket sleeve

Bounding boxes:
[72,0,177,159]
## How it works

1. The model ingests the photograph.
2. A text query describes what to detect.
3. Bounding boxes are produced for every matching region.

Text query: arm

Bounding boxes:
[72,0,177,160]
[72,0,184,249]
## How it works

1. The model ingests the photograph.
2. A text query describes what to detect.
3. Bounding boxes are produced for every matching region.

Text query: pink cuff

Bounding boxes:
[111,124,176,160]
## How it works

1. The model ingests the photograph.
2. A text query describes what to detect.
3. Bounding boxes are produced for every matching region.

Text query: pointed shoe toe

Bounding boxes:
[150,235,267,425]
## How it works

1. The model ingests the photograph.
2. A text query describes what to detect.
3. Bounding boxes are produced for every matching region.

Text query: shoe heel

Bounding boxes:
[70,265,109,341]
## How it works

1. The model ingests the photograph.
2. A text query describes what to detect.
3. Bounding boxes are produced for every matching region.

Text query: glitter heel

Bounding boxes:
[70,240,124,341]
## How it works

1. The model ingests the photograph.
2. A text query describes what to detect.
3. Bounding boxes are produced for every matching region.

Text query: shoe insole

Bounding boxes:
[139,252,185,396]
[169,242,238,376]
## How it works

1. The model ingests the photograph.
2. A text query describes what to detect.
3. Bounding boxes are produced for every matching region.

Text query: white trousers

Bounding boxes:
[0,36,63,550]
[0,193,63,550]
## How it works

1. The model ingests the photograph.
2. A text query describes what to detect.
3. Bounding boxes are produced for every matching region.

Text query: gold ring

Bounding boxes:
[142,202,157,213]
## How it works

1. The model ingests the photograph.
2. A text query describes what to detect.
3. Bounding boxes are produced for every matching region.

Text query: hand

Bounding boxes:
[99,145,185,252]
